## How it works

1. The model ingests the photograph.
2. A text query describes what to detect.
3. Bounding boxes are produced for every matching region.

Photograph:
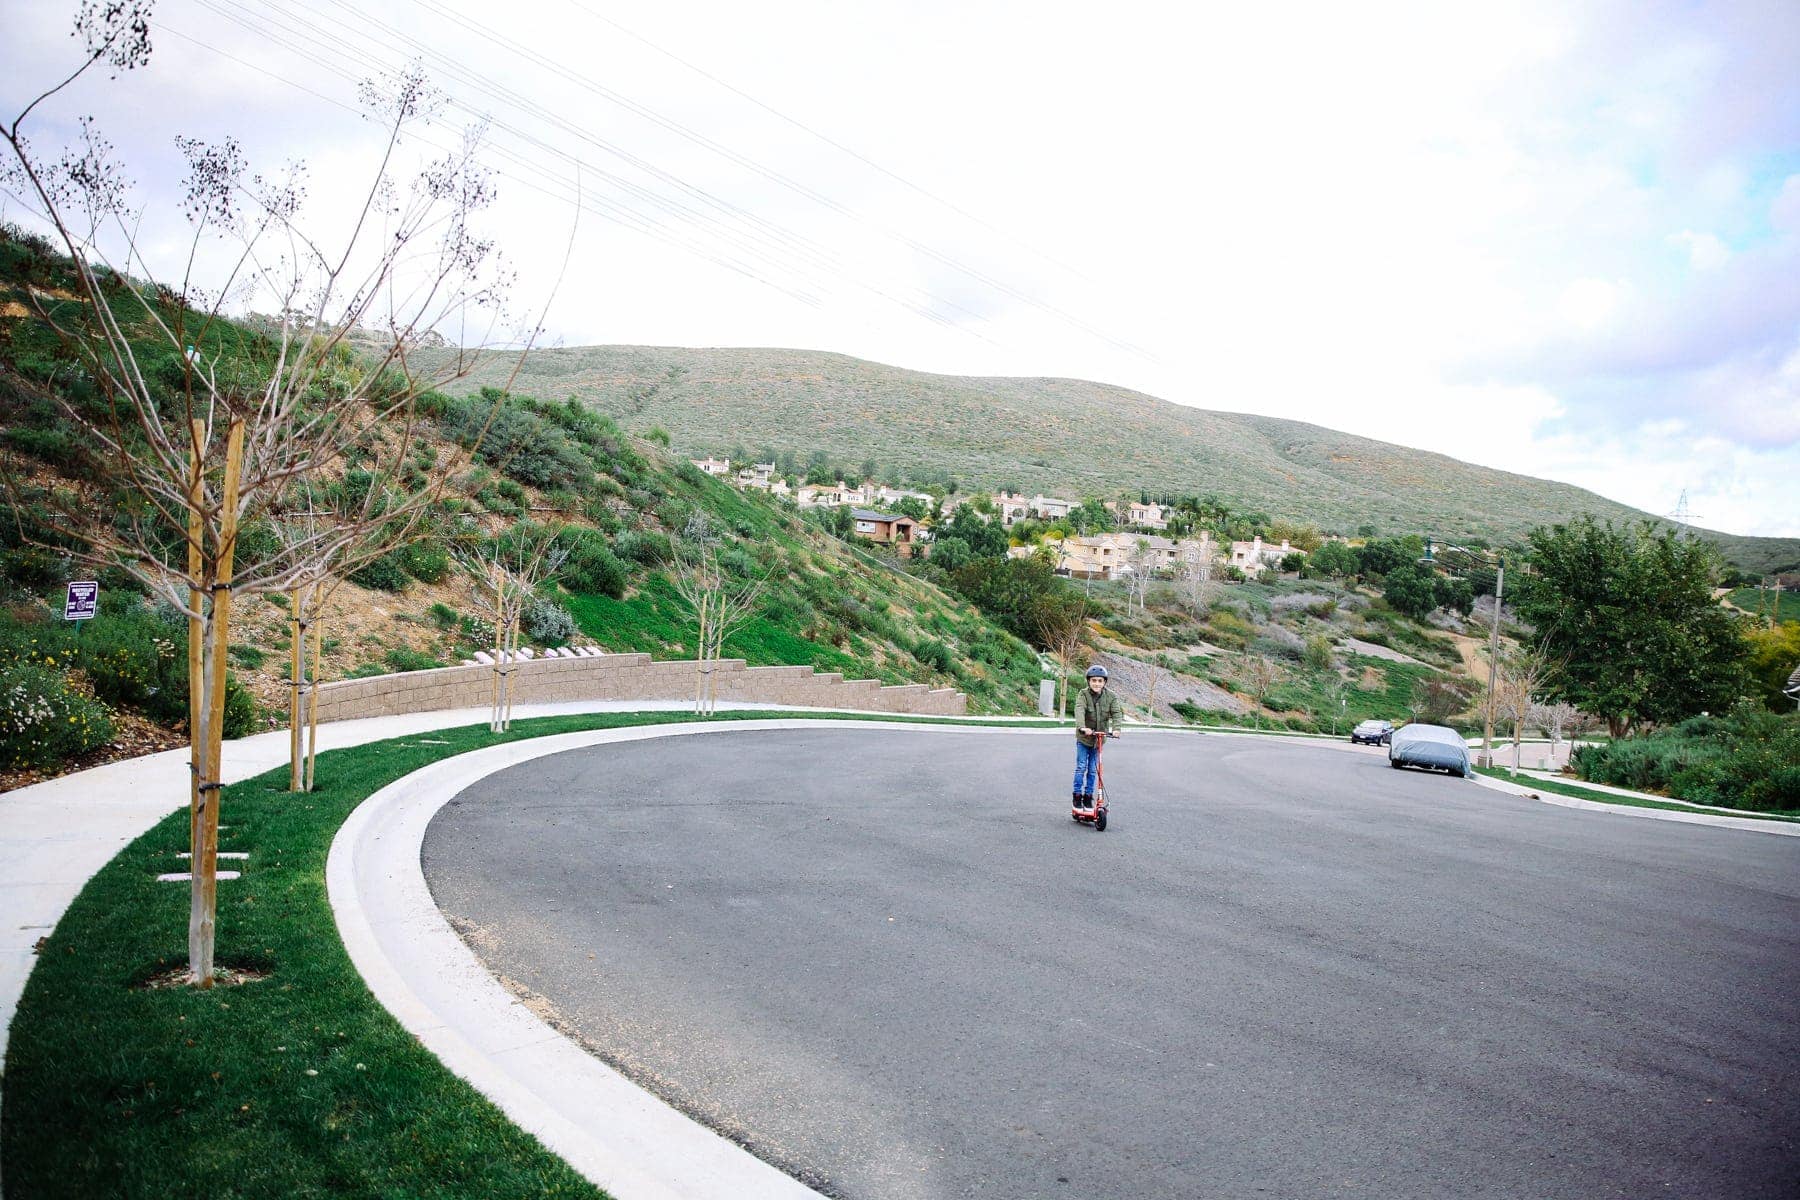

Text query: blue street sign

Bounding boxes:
[64,580,98,621]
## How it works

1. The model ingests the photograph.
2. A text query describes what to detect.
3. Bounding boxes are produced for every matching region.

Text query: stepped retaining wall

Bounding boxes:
[308,652,966,722]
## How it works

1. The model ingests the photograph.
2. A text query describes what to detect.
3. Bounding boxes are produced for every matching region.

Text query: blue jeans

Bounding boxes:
[1072,741,1099,796]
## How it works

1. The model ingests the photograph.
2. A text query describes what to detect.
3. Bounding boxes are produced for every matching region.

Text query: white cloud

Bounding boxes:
[1557,278,1624,333]
[1,0,1797,538]
[1671,230,1731,270]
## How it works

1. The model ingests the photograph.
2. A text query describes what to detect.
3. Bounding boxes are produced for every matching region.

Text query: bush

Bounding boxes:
[349,551,409,592]
[1303,634,1334,671]
[914,638,954,674]
[614,530,671,567]
[402,540,451,584]
[561,533,630,598]
[383,647,445,673]
[221,676,258,739]
[427,602,458,629]
[0,663,114,770]
[523,600,577,645]
[930,537,971,571]
[1572,707,1800,812]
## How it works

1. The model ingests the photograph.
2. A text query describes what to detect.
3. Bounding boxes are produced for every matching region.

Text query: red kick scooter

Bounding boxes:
[1072,730,1118,832]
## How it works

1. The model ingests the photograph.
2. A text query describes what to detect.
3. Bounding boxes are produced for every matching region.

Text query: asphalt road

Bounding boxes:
[422,728,1800,1200]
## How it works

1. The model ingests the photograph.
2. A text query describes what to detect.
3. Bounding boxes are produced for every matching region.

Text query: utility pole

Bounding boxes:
[1480,556,1505,769]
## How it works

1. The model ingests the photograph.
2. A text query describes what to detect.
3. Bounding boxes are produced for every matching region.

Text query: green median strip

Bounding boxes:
[0,709,1049,1199]
[1473,767,1800,825]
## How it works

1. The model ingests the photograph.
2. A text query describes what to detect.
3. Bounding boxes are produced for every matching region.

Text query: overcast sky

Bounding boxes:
[5,0,1798,537]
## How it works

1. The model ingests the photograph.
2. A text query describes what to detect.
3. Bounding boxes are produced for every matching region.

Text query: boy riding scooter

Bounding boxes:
[1073,664,1122,818]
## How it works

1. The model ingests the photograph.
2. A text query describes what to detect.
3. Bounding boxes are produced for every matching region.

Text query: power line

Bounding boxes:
[155,18,832,310]
[559,0,1099,286]
[194,0,999,336]
[392,0,1155,360]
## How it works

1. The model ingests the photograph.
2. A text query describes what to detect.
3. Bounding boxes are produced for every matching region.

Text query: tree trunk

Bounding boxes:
[189,419,244,988]
[304,607,322,791]
[185,422,204,861]
[288,589,303,791]
[489,576,505,733]
[502,615,520,731]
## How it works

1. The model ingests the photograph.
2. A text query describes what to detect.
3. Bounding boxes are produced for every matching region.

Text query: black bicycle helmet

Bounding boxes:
[1085,664,1108,679]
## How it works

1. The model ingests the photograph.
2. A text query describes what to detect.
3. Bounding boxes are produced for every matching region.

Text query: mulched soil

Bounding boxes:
[0,709,186,795]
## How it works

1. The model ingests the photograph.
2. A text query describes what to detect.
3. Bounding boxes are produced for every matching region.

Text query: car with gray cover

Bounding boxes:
[1388,723,1471,778]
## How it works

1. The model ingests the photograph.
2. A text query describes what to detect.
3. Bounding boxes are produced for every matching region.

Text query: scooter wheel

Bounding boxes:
[1094,807,1107,832]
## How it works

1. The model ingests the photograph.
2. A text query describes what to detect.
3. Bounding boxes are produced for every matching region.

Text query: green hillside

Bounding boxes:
[418,344,1799,574]
[0,229,1046,783]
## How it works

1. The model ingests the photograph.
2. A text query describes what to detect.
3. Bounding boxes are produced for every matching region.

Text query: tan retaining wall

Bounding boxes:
[309,652,967,723]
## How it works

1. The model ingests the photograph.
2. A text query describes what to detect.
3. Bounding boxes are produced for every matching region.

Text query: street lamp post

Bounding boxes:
[1423,539,1506,769]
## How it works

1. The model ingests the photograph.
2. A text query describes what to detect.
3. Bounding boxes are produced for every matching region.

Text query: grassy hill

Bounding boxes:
[0,230,1049,783]
[417,344,1800,575]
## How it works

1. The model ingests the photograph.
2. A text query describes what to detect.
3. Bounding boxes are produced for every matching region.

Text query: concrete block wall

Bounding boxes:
[309,651,967,723]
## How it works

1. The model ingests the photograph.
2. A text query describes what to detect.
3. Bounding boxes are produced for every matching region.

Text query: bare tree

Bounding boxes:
[1,11,523,985]
[1323,672,1349,735]
[1143,654,1167,723]
[1232,652,1282,730]
[1531,700,1582,769]
[670,513,767,715]
[1176,534,1216,617]
[1037,600,1090,720]
[1495,648,1551,774]
[455,528,571,733]
[1123,538,1158,614]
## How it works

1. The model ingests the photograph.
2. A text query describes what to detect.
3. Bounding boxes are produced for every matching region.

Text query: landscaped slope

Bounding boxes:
[0,230,1042,786]
[417,344,1799,574]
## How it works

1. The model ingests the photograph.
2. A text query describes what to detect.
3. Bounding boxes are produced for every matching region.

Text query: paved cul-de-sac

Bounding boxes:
[423,727,1800,1200]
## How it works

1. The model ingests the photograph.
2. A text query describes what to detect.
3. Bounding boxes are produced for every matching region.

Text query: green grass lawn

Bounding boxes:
[1,709,1057,1198]
[1473,766,1800,824]
[1727,586,1799,624]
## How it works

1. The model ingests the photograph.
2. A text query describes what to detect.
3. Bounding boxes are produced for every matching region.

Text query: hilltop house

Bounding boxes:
[1102,499,1167,530]
[1030,494,1076,520]
[691,456,732,477]
[1228,536,1295,577]
[992,491,1033,526]
[797,481,869,508]
[1053,532,1216,580]
[851,508,921,556]
[869,484,935,508]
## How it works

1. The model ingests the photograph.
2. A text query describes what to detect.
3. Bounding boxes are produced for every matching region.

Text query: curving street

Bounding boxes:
[423,728,1800,1200]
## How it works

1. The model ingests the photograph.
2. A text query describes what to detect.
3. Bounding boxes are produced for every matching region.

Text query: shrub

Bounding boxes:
[402,539,451,584]
[383,647,445,673]
[930,537,971,571]
[221,676,258,739]
[614,530,671,566]
[349,551,409,592]
[914,638,954,674]
[561,533,630,598]
[1571,707,1800,812]
[523,600,576,645]
[0,663,114,770]
[1303,634,1334,671]
[427,602,458,629]
[228,644,266,671]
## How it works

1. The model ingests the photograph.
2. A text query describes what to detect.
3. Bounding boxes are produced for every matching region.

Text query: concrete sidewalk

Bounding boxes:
[0,699,898,1065]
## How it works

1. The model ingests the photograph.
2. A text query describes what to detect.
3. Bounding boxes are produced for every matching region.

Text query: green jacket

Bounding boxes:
[1076,685,1123,748]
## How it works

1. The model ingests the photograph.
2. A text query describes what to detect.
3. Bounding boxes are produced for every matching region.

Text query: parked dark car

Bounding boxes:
[1350,719,1394,746]
[1388,723,1472,777]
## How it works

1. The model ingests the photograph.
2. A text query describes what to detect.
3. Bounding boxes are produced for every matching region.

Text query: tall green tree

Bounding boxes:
[1381,561,1439,618]
[1517,518,1748,736]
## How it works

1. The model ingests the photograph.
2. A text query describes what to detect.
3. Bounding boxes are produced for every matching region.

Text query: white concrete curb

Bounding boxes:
[1469,771,1800,837]
[326,719,1068,1200]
